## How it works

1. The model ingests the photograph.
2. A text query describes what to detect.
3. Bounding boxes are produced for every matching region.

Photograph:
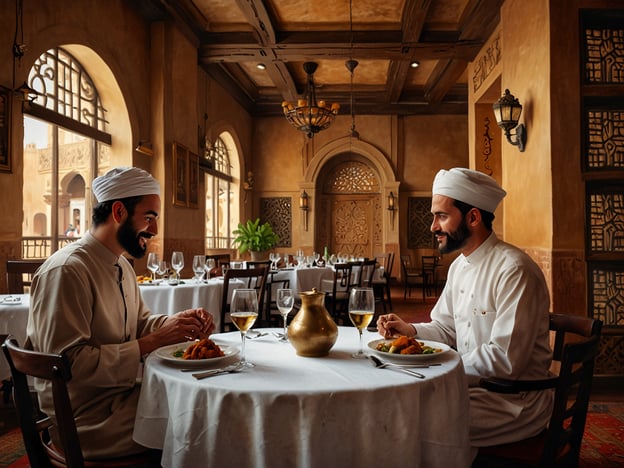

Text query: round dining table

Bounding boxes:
[134,326,472,468]
[0,294,30,380]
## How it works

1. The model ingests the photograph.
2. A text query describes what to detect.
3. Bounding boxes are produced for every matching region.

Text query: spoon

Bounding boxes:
[245,331,269,340]
[368,355,425,379]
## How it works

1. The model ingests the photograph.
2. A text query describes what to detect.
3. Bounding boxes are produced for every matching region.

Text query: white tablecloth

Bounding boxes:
[271,267,334,293]
[134,327,471,468]
[139,278,242,332]
[0,294,30,380]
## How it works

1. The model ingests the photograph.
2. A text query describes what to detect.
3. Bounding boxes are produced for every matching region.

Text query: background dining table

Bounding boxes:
[134,326,472,468]
[138,277,243,332]
[0,294,30,380]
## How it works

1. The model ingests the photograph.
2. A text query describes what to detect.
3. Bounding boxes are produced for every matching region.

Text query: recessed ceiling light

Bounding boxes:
[410,61,420,68]
[257,63,266,70]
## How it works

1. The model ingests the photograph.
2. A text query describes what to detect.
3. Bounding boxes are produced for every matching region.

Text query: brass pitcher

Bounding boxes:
[288,288,338,357]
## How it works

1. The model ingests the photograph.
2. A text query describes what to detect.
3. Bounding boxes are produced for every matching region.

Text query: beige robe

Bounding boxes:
[27,233,167,458]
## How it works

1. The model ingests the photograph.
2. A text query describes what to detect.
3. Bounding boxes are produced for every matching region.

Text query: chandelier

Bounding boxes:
[282,62,340,138]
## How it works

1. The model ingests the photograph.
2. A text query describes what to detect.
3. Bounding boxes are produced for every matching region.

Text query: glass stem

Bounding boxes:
[358,330,363,354]
[283,316,288,337]
[241,332,246,364]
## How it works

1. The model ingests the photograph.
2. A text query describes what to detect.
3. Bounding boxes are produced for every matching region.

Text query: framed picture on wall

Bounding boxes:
[173,142,188,207]
[0,86,11,173]
[188,151,199,208]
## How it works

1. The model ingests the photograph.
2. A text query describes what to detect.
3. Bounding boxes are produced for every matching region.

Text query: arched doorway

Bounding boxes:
[315,154,382,259]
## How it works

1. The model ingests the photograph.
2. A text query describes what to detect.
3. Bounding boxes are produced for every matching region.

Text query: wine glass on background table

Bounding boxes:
[348,287,375,359]
[230,289,259,367]
[171,251,184,283]
[204,258,216,279]
[157,261,168,281]
[192,255,206,283]
[147,252,159,281]
[276,288,294,342]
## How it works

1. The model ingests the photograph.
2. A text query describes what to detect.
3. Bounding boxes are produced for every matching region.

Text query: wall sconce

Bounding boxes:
[300,190,309,231]
[135,141,153,156]
[492,89,526,152]
[387,191,396,228]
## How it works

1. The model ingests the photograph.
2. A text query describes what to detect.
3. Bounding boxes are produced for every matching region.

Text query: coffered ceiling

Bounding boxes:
[132,0,504,117]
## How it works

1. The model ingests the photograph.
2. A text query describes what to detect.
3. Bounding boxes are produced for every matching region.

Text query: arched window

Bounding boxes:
[204,134,239,249]
[22,47,110,258]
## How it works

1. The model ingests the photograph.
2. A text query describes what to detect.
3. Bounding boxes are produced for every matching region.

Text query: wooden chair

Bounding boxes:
[324,262,355,324]
[400,255,426,301]
[220,266,269,332]
[372,253,394,312]
[473,314,603,468]
[246,260,274,324]
[1,336,160,468]
[421,255,439,297]
[6,259,45,294]
[205,254,231,276]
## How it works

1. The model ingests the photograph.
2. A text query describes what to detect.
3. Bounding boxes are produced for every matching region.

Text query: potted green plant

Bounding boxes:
[232,218,280,260]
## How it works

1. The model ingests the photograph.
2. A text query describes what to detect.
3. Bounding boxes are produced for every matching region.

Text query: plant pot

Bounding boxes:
[250,250,270,261]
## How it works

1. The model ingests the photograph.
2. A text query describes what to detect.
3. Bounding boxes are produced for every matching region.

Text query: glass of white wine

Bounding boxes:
[230,289,259,367]
[276,288,294,342]
[348,287,375,359]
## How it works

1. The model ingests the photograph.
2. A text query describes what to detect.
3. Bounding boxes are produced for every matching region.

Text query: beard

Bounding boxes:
[117,217,151,259]
[435,216,471,254]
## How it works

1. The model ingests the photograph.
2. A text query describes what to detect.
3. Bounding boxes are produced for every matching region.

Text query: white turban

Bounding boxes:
[432,168,506,213]
[92,167,161,203]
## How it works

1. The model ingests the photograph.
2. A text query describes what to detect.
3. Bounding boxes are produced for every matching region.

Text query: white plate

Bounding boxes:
[154,342,239,368]
[1,296,22,305]
[367,339,450,363]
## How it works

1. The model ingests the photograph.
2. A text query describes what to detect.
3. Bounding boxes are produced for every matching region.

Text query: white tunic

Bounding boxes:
[415,233,553,446]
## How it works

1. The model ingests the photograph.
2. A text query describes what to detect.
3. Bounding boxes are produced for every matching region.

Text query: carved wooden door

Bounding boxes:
[330,195,373,259]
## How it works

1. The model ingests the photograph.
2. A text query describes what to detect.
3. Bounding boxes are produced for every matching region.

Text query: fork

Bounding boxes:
[191,362,245,380]
[368,355,425,378]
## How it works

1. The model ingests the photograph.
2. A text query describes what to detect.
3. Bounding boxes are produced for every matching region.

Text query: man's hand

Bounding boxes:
[376,313,416,339]
[139,308,215,355]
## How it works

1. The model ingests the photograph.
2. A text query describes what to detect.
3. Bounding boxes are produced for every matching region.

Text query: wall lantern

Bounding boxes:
[300,190,309,231]
[492,89,526,152]
[387,191,396,228]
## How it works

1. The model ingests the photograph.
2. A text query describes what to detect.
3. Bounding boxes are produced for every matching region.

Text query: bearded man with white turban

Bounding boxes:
[377,168,553,458]
[27,167,214,461]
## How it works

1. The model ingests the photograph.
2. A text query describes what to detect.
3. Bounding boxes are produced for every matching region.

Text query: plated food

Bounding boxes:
[368,337,450,363]
[155,340,238,367]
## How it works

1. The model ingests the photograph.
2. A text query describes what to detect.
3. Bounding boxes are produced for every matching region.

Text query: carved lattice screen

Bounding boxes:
[407,197,433,249]
[260,197,292,248]
[582,9,624,377]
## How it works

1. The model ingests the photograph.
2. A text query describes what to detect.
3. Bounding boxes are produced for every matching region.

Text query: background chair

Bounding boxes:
[474,314,603,467]
[323,262,354,324]
[220,266,268,332]
[421,255,439,298]
[205,254,231,276]
[2,335,159,468]
[400,255,426,301]
[6,259,45,294]
[373,252,394,313]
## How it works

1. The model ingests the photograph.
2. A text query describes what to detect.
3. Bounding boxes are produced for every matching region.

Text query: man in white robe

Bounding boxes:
[27,167,215,459]
[377,168,553,453]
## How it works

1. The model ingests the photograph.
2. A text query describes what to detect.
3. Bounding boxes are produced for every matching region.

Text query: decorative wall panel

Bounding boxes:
[583,102,624,171]
[583,23,624,84]
[587,188,624,254]
[407,197,433,249]
[260,197,291,248]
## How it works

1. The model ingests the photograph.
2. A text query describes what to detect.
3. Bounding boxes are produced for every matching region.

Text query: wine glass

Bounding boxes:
[192,255,205,283]
[276,288,294,342]
[230,289,259,367]
[156,261,168,281]
[348,287,375,359]
[204,258,216,278]
[147,252,159,281]
[171,251,184,283]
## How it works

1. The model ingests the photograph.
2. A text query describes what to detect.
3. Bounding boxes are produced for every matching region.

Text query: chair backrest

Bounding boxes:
[543,313,602,466]
[6,259,45,294]
[400,255,413,274]
[2,335,84,467]
[421,255,438,274]
[206,254,231,267]
[359,259,377,288]
[220,266,269,332]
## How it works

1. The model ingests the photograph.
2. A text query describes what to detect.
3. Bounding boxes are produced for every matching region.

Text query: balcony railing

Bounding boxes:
[21,236,79,259]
